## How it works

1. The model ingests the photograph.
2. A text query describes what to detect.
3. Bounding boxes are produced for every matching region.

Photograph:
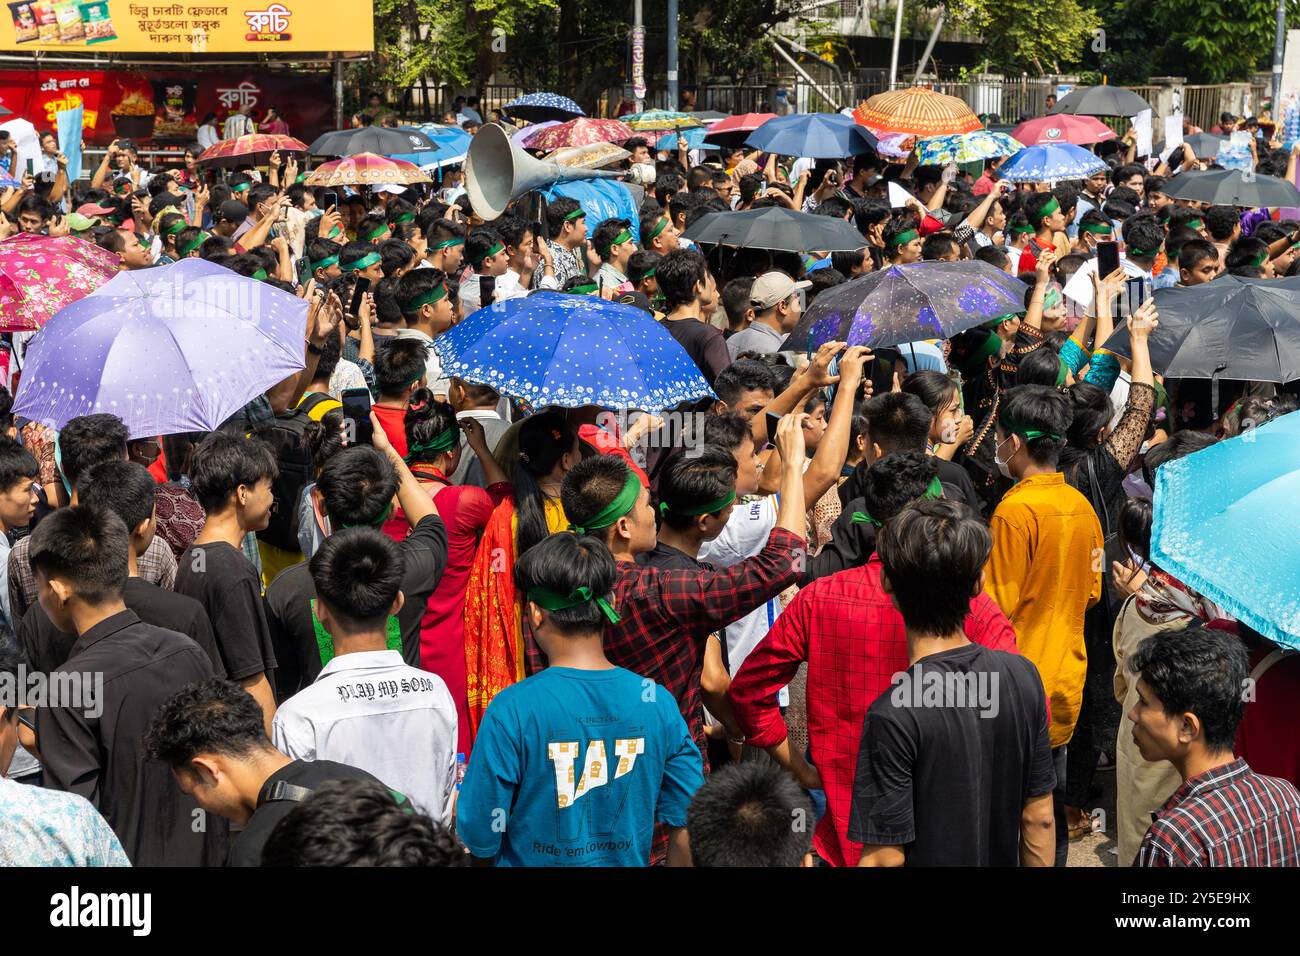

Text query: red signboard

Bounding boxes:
[0,65,333,147]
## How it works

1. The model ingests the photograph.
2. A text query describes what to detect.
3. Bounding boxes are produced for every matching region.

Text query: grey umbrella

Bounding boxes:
[681,207,868,253]
[308,126,437,157]
[1050,86,1152,117]
[1162,169,1300,208]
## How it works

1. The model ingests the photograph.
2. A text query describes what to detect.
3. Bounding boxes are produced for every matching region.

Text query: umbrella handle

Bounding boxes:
[1211,365,1227,418]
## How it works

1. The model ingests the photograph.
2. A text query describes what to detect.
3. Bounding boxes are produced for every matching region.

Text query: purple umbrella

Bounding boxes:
[513,120,558,147]
[13,258,306,437]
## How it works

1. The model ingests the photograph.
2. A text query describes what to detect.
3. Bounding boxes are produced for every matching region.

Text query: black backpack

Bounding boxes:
[254,407,319,553]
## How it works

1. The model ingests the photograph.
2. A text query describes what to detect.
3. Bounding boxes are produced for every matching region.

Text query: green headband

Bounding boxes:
[178,231,210,256]
[1128,246,1158,258]
[476,241,504,265]
[983,312,1020,330]
[1044,287,1062,310]
[1010,223,1035,235]
[341,251,381,272]
[1252,252,1268,267]
[569,471,641,535]
[1055,358,1069,388]
[362,223,390,242]
[598,228,633,257]
[629,265,657,284]
[1079,222,1112,236]
[251,268,269,281]
[310,254,340,272]
[659,488,736,518]
[328,225,343,239]
[887,228,918,249]
[1001,420,1064,443]
[852,477,943,527]
[163,218,189,237]
[340,502,394,529]
[1186,218,1204,230]
[956,331,1002,371]
[527,585,621,624]
[232,181,251,193]
[405,428,458,461]
[647,217,669,241]
[564,208,587,222]
[568,281,598,295]
[1036,196,1059,222]
[392,212,415,224]
[403,283,448,312]
[431,237,464,250]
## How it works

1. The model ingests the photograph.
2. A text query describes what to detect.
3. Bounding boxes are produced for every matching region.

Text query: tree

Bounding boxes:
[941,0,1100,75]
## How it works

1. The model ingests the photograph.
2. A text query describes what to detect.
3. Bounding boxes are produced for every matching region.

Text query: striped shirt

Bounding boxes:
[1137,758,1300,866]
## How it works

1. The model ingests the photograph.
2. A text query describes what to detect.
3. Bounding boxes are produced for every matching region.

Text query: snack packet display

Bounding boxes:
[78,0,114,43]
[8,1,39,42]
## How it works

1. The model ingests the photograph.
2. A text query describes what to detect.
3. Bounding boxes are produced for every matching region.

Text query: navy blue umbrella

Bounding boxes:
[503,93,585,124]
[744,113,879,158]
[785,261,1029,351]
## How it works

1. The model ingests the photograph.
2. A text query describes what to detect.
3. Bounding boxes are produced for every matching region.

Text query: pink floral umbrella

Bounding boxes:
[0,233,121,333]
[523,118,635,151]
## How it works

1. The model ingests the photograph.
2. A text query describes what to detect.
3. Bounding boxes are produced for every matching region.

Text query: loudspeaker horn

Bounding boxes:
[465,122,624,220]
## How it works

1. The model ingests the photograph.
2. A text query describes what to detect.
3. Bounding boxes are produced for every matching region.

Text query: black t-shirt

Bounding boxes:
[636,541,709,572]
[847,643,1055,866]
[841,457,983,516]
[226,759,384,866]
[19,576,225,677]
[174,541,278,681]
[659,316,731,386]
[263,515,448,700]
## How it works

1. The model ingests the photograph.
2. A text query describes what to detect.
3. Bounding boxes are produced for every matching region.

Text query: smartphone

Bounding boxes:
[341,388,374,446]
[16,710,35,733]
[1096,240,1120,278]
[1125,276,1147,316]
[765,412,782,448]
[348,277,371,317]
[24,158,32,177]
[321,189,338,210]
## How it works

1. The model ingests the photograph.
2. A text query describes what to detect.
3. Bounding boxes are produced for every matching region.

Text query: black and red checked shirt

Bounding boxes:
[1137,758,1300,867]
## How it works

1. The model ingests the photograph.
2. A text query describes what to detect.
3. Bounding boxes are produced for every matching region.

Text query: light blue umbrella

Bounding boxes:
[995,143,1107,182]
[745,113,878,158]
[1151,412,1300,649]
[432,290,712,412]
[655,127,716,151]
[390,124,472,169]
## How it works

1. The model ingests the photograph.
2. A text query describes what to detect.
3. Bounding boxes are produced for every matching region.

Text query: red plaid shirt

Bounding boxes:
[1136,758,1300,867]
[525,527,806,755]
[728,556,1019,867]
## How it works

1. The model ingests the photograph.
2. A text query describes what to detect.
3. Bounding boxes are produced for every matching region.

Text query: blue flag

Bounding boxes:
[56,105,83,184]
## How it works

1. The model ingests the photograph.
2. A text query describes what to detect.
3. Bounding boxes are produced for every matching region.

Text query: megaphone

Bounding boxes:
[465,122,624,220]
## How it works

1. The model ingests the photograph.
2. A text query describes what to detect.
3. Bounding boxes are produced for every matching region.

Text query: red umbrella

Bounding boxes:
[704,112,777,148]
[524,118,635,151]
[304,153,432,187]
[1011,114,1116,146]
[197,134,309,167]
[0,234,120,333]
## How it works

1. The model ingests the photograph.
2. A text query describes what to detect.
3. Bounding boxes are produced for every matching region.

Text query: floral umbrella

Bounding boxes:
[854,87,982,137]
[874,132,917,159]
[524,118,635,151]
[303,152,432,187]
[915,131,1023,165]
[623,110,703,134]
[0,233,120,333]
[196,133,309,167]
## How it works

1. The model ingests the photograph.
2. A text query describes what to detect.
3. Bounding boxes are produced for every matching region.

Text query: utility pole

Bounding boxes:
[888,0,904,89]
[667,0,679,109]
[1272,0,1287,119]
[633,0,645,111]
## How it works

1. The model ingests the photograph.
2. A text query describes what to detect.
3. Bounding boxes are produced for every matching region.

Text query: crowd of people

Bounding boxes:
[0,89,1298,870]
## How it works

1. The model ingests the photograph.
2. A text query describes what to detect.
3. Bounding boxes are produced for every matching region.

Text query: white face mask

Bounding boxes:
[993,434,1017,478]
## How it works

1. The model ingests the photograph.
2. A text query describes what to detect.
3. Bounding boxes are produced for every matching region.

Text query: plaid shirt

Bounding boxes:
[525,527,805,755]
[728,556,1019,867]
[1137,758,1300,867]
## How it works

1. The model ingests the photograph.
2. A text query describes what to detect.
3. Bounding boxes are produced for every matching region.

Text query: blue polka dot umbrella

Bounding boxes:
[995,142,1107,183]
[503,93,585,124]
[785,260,1030,352]
[432,291,713,412]
[12,258,307,437]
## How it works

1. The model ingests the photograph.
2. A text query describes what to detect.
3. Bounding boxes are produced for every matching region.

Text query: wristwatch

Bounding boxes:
[307,341,325,356]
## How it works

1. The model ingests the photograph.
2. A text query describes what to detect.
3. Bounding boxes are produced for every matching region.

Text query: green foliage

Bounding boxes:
[945,0,1100,74]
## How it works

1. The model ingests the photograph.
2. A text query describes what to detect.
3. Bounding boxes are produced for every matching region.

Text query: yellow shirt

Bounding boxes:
[985,472,1103,749]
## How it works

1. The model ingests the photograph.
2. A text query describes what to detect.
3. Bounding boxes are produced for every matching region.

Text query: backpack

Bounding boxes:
[254,407,318,552]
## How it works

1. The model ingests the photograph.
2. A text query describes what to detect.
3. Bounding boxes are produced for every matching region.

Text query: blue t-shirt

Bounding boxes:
[458,666,704,866]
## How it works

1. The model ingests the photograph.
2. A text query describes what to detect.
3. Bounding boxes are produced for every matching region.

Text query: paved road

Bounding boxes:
[1067,758,1120,867]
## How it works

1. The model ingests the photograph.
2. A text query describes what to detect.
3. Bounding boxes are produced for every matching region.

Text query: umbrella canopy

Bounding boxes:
[687,110,729,122]
[703,112,777,148]
[655,127,717,152]
[1011,114,1116,146]
[786,261,1029,351]
[432,290,712,412]
[513,120,558,147]
[504,93,585,123]
[12,258,306,437]
[854,87,982,137]
[915,130,1022,165]
[0,234,120,333]
[682,206,868,253]
[304,153,432,187]
[196,134,309,167]
[874,132,918,159]
[745,113,878,158]
[1161,168,1300,208]
[996,143,1107,182]
[623,110,703,133]
[1182,131,1226,156]
[308,126,437,158]
[390,123,470,169]
[1099,274,1300,384]
[524,118,634,151]
[1049,85,1151,117]
[1151,414,1300,649]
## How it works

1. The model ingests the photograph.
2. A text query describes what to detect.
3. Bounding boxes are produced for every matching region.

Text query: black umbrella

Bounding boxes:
[1101,275,1300,408]
[1152,132,1225,157]
[308,126,437,157]
[1161,168,1300,208]
[681,207,868,253]
[785,261,1030,351]
[1050,85,1151,117]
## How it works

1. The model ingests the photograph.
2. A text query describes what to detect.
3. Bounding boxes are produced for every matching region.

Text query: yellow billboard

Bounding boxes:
[2,1,374,53]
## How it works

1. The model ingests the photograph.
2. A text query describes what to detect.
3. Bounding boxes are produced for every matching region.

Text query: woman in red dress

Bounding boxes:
[382,390,509,755]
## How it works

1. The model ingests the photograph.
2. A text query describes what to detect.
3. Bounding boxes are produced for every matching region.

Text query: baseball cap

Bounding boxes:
[217,199,249,223]
[76,202,115,217]
[372,184,407,195]
[749,271,811,309]
[615,290,653,314]
[66,212,97,231]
